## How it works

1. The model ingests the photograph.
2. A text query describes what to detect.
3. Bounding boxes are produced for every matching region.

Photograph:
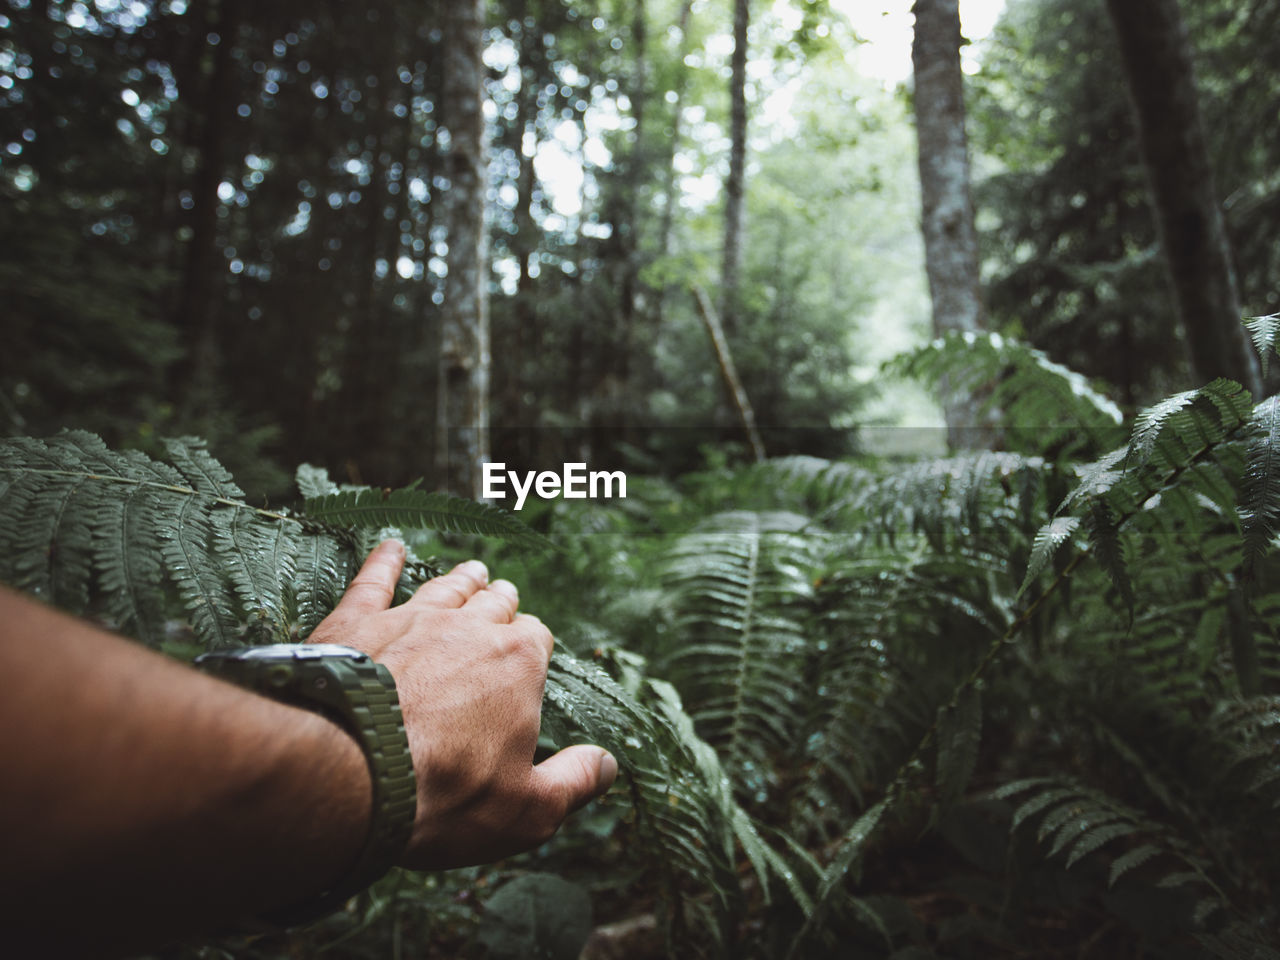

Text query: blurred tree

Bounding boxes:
[438,0,490,498]
[971,0,1280,405]
[911,0,987,449]
[721,0,749,339]
[1104,0,1262,397]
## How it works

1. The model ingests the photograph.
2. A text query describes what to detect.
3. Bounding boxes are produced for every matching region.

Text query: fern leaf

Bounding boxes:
[1083,497,1133,616]
[987,777,1054,800]
[784,799,888,960]
[214,508,300,640]
[302,488,552,550]
[1063,820,1139,868]
[1108,842,1162,886]
[1240,396,1280,580]
[1011,787,1078,829]
[1019,516,1080,596]
[1131,390,1198,466]
[158,498,242,648]
[162,436,244,499]
[936,686,982,806]
[295,463,339,498]
[1244,313,1280,377]
[887,330,1122,456]
[93,483,165,644]
[294,534,352,637]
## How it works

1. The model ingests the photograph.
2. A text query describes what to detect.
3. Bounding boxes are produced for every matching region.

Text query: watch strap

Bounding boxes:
[194,646,417,927]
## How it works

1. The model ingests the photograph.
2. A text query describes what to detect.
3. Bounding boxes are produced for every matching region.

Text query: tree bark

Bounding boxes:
[911,0,987,449]
[720,0,749,338]
[1104,0,1263,397]
[437,0,491,498]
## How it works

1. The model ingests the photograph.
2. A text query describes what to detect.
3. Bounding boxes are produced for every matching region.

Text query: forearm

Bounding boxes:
[0,587,372,955]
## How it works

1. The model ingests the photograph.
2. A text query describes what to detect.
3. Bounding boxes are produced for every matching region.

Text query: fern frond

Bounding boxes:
[1244,313,1280,377]
[162,436,244,499]
[296,462,340,498]
[1020,516,1082,596]
[1240,396,1280,580]
[659,511,816,795]
[0,432,442,649]
[785,799,888,960]
[542,654,755,942]
[293,533,354,638]
[159,497,243,648]
[887,330,1123,456]
[991,778,1225,910]
[302,488,552,551]
[215,508,301,641]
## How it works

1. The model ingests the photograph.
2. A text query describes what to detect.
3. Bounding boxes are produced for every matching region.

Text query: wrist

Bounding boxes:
[194,644,417,927]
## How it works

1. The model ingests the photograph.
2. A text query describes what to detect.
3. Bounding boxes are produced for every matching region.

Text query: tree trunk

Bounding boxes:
[1104,0,1263,397]
[911,0,987,449]
[437,0,491,498]
[720,0,749,338]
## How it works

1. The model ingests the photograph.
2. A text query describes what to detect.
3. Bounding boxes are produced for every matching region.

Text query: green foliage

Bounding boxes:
[887,329,1124,457]
[1245,314,1280,377]
[7,333,1280,957]
[0,431,464,646]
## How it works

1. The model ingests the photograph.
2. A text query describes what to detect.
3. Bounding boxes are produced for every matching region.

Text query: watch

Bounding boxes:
[193,643,417,927]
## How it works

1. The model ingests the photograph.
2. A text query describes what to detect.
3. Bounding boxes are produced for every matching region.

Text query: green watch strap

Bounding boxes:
[194,644,417,928]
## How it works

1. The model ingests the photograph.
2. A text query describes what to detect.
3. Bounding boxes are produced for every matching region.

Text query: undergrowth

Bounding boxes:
[3,330,1279,958]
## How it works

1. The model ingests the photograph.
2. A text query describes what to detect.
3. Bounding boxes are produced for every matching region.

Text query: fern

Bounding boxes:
[658,511,816,801]
[0,432,578,646]
[990,778,1226,916]
[303,488,553,552]
[1244,313,1280,377]
[887,330,1124,456]
[1241,396,1280,580]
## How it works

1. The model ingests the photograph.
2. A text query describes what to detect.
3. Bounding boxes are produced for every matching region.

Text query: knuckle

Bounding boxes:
[494,629,532,660]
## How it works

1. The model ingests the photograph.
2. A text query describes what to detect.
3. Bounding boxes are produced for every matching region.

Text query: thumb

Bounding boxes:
[331,539,406,618]
[531,744,618,819]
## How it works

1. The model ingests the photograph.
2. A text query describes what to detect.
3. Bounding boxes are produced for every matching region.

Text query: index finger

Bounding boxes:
[330,539,405,618]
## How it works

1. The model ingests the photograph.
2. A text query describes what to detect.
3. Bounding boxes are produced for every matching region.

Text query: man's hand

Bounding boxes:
[310,540,617,869]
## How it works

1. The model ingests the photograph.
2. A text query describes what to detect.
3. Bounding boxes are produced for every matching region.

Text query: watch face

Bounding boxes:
[210,644,369,662]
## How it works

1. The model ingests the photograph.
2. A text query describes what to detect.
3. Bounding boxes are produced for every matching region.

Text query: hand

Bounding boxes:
[309,540,617,869]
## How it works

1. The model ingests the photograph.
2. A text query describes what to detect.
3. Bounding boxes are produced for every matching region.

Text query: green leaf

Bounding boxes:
[1240,396,1280,580]
[295,463,339,498]
[302,488,553,550]
[1019,516,1081,596]
[1244,313,1280,377]
[1109,843,1161,887]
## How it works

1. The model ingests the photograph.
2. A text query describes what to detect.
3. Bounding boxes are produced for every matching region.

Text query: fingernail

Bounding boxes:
[457,559,488,583]
[489,579,518,601]
[380,538,405,557]
[597,751,618,792]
